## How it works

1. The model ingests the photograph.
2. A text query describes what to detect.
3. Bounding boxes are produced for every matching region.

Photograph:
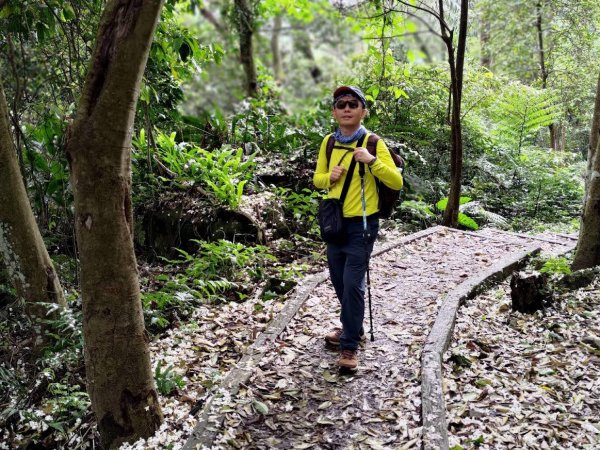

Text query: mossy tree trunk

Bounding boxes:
[64,0,164,447]
[0,77,66,322]
[573,72,600,270]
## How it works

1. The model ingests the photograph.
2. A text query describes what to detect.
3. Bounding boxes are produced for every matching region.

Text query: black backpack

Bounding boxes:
[326,133,403,218]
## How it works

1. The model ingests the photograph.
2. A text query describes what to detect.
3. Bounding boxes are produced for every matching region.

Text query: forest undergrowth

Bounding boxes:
[1,0,599,447]
[2,223,597,450]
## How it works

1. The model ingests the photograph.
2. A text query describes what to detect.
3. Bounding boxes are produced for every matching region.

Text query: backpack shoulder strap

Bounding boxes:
[325,134,336,169]
[366,133,380,156]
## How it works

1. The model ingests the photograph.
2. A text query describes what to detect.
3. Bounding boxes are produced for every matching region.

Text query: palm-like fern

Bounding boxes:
[492,83,562,154]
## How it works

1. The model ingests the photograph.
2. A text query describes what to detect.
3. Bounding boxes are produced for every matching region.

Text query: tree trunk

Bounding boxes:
[234,0,258,97]
[271,14,284,83]
[535,0,557,151]
[64,1,164,447]
[479,13,491,69]
[573,71,600,270]
[0,77,66,321]
[442,0,468,228]
[292,26,321,83]
[586,72,600,194]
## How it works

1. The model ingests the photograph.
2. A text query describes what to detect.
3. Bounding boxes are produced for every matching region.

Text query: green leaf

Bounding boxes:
[437,196,469,209]
[473,436,485,446]
[475,378,492,387]
[458,212,479,230]
[323,370,337,383]
[368,85,380,100]
[436,197,448,211]
[48,422,65,432]
[63,5,76,21]
[0,6,14,18]
[253,400,269,415]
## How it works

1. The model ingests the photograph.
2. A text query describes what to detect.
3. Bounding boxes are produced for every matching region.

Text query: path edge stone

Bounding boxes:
[420,238,577,450]
[183,226,445,449]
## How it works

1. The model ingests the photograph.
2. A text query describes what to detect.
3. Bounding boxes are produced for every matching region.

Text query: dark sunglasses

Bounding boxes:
[334,99,361,110]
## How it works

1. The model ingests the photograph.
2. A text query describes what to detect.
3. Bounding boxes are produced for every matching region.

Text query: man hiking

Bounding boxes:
[313,85,403,370]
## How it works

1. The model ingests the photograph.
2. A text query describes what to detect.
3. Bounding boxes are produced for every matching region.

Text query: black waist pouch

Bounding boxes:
[318,157,357,245]
[318,198,345,244]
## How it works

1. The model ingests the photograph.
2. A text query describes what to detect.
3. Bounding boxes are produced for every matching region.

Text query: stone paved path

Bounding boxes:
[185,226,576,450]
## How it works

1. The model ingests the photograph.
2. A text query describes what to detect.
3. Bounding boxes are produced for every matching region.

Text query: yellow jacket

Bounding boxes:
[313,133,403,218]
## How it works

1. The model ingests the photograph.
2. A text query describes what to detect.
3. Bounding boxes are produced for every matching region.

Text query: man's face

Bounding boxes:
[332,94,366,128]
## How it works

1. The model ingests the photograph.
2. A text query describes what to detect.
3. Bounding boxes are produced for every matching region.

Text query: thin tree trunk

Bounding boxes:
[536,0,558,150]
[0,77,66,321]
[64,0,164,447]
[271,14,284,83]
[442,0,468,228]
[479,18,492,70]
[234,0,258,97]
[573,71,600,270]
[292,26,321,83]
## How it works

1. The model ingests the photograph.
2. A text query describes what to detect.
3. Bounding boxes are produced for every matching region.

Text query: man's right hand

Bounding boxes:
[330,165,345,184]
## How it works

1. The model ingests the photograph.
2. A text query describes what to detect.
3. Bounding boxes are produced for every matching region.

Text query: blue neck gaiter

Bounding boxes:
[334,125,367,144]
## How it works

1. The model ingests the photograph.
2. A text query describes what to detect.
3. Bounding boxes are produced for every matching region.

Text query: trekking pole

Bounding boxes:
[359,162,375,342]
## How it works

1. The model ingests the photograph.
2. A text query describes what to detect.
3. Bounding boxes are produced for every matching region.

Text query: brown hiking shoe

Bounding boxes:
[325,327,366,346]
[338,349,358,370]
[325,328,343,346]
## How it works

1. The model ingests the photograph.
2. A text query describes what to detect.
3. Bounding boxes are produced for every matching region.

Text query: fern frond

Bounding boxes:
[490,83,563,153]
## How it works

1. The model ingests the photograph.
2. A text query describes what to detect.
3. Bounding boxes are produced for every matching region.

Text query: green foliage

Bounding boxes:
[141,240,278,330]
[139,3,225,129]
[276,187,322,235]
[259,0,333,22]
[154,362,185,396]
[398,200,436,228]
[435,196,473,211]
[231,95,315,156]
[40,303,83,354]
[17,381,90,437]
[176,239,277,283]
[540,257,572,276]
[490,83,562,154]
[470,146,584,230]
[457,213,479,231]
[3,1,596,447]
[137,129,256,209]
[0,296,91,446]
[43,383,90,434]
[436,197,480,230]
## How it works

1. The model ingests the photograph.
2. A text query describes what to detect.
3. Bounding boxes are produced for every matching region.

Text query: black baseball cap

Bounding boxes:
[333,85,367,107]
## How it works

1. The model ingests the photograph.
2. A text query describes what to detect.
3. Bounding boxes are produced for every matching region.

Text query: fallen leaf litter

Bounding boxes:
[119,227,590,450]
